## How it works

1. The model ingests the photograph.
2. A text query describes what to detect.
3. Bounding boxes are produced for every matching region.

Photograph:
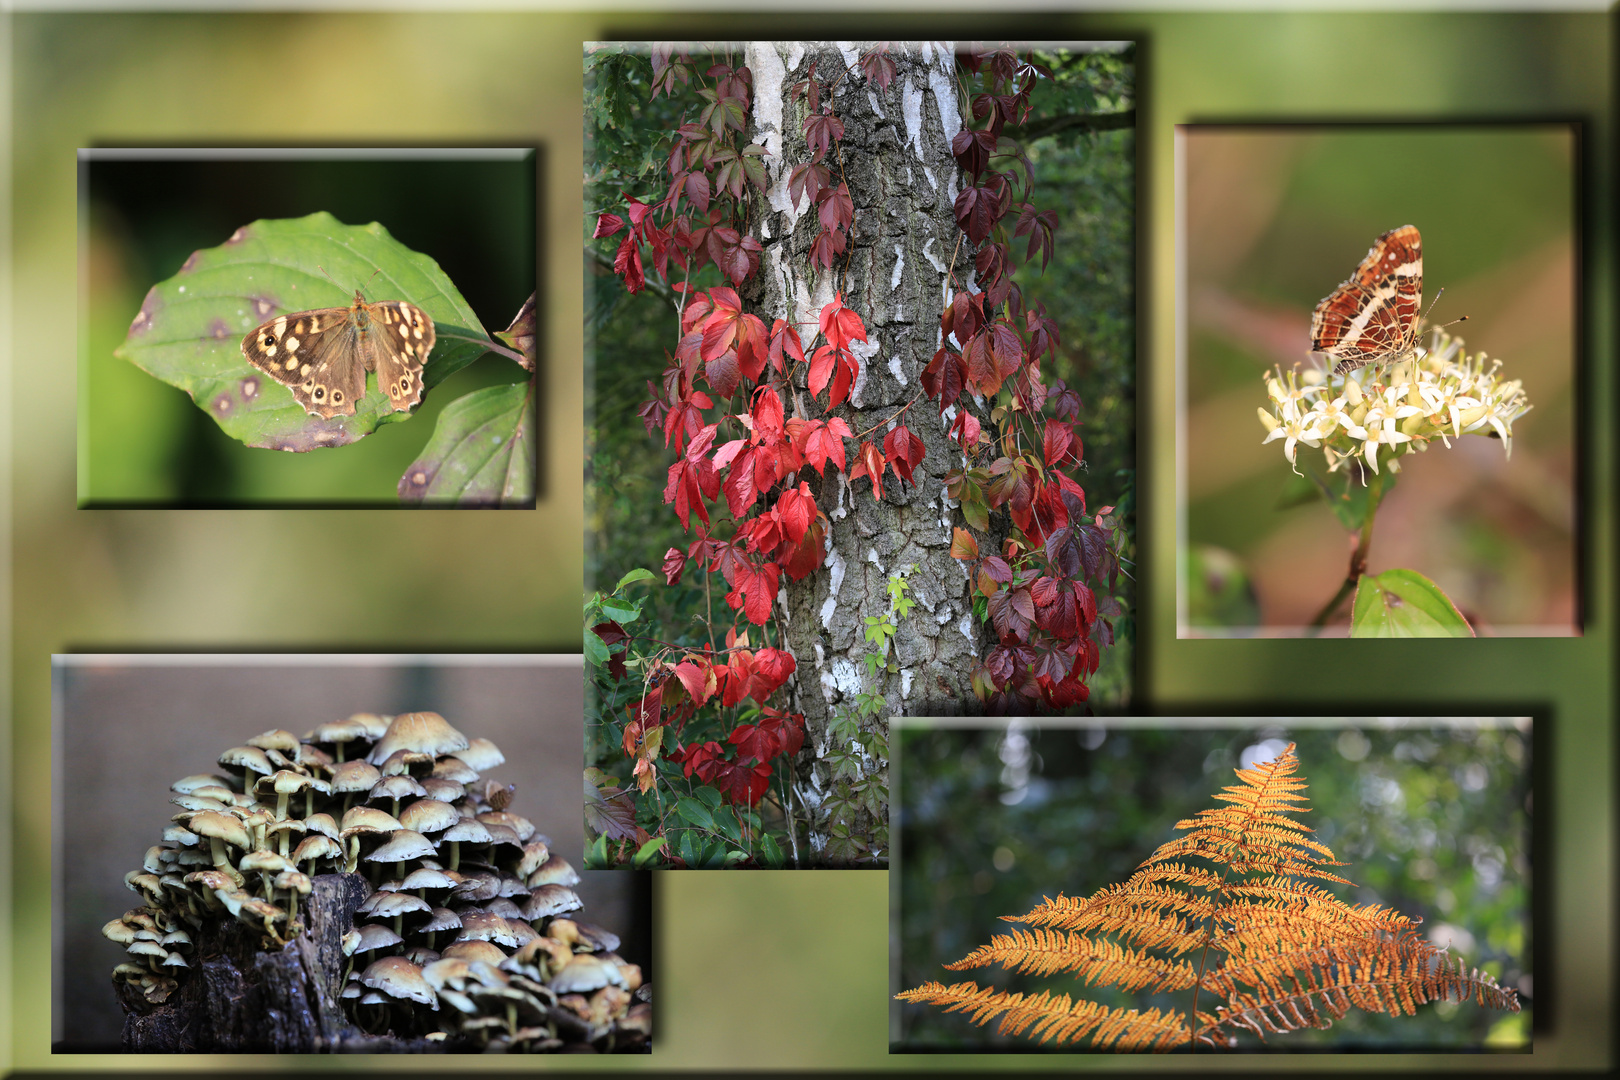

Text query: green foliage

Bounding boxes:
[398,380,534,505]
[1352,568,1476,637]
[896,723,1531,1050]
[584,569,805,868]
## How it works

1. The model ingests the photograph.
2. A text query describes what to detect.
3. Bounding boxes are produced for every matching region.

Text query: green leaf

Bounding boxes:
[116,212,487,451]
[584,833,612,869]
[712,805,742,844]
[1350,568,1475,637]
[601,598,642,623]
[675,796,714,831]
[398,380,534,505]
[631,836,668,868]
[678,829,701,866]
[723,849,750,866]
[584,628,611,667]
[694,786,723,810]
[760,832,785,868]
[614,567,658,592]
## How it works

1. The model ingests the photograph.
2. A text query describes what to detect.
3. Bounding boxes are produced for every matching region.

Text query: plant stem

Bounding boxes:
[1308,466,1383,631]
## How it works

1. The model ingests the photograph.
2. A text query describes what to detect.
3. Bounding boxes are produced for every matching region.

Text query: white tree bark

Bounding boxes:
[744,41,989,862]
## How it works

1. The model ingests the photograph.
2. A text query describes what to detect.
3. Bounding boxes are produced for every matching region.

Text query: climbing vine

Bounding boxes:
[586,42,1130,866]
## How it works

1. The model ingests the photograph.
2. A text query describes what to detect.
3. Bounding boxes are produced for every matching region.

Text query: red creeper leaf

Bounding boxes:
[882,425,926,486]
[849,440,886,500]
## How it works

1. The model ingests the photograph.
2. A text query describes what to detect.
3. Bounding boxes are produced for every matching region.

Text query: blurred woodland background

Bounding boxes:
[895,721,1532,1051]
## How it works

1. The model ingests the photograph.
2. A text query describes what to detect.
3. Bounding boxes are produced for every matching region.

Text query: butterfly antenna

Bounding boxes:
[1422,286,1469,332]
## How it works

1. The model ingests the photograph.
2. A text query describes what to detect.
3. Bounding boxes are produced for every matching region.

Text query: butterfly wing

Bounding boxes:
[1310,225,1423,374]
[356,300,434,414]
[240,300,369,419]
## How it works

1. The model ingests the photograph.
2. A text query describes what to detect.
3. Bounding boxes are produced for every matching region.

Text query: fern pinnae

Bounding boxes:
[898,742,1521,1050]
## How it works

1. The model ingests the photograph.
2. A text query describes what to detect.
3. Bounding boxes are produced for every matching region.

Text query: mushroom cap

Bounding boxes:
[247,729,300,753]
[217,746,274,776]
[456,911,520,947]
[399,866,458,891]
[440,818,493,845]
[364,829,437,863]
[273,870,312,894]
[162,825,202,848]
[307,718,368,745]
[521,885,583,921]
[484,897,524,920]
[352,923,404,953]
[367,712,469,766]
[188,810,251,850]
[529,854,581,888]
[477,811,535,843]
[399,799,460,835]
[360,955,437,1006]
[421,956,473,991]
[358,890,432,920]
[102,919,139,945]
[291,834,343,865]
[339,806,402,837]
[170,773,232,795]
[329,760,382,793]
[376,748,434,776]
[369,775,426,802]
[303,812,340,839]
[441,940,508,965]
[347,713,393,740]
[170,793,230,814]
[420,906,463,933]
[516,842,552,878]
[455,738,507,772]
[548,954,625,994]
[419,777,465,803]
[431,757,481,785]
[266,817,307,839]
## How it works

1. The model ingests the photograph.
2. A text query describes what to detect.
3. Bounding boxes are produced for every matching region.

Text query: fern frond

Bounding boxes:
[899,742,1522,1051]
[945,928,1199,993]
[1203,928,1520,1037]
[1013,883,1211,954]
[896,980,1189,1050]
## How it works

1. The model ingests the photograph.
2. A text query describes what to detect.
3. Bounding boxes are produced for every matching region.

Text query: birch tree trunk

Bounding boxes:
[744,41,989,863]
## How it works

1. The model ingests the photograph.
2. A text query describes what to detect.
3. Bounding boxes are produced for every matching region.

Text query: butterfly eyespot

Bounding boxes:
[312,387,325,401]
[331,390,343,403]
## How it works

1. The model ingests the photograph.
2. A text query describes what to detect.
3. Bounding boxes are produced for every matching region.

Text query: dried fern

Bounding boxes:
[896,743,1519,1050]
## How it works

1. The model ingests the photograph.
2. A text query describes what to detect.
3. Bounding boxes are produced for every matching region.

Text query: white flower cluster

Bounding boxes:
[1258,329,1532,478]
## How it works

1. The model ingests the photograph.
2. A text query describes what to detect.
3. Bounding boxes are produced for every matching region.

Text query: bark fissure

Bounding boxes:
[745,41,988,863]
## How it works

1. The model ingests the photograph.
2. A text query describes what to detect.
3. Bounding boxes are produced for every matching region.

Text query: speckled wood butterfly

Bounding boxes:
[240,290,435,419]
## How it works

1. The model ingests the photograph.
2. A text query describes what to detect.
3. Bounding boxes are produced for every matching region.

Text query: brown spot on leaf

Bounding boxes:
[214,394,233,414]
[179,251,201,274]
[398,464,436,501]
[128,288,162,336]
[207,317,233,340]
[226,226,251,245]
[249,295,278,320]
[240,377,259,399]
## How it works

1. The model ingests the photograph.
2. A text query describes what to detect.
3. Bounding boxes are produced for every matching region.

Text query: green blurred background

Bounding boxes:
[7,7,1611,1074]
[84,150,537,505]
[895,720,1530,1051]
[1181,126,1575,634]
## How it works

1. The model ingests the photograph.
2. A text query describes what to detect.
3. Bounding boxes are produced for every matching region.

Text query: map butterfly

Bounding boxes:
[1310,225,1424,375]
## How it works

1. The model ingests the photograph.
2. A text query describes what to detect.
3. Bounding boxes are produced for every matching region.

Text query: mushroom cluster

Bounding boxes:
[104,711,649,1052]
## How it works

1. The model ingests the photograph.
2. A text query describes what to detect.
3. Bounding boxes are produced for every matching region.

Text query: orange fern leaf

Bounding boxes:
[897,742,1521,1051]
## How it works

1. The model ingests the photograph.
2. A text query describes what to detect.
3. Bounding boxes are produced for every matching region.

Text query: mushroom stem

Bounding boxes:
[449,841,461,873]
